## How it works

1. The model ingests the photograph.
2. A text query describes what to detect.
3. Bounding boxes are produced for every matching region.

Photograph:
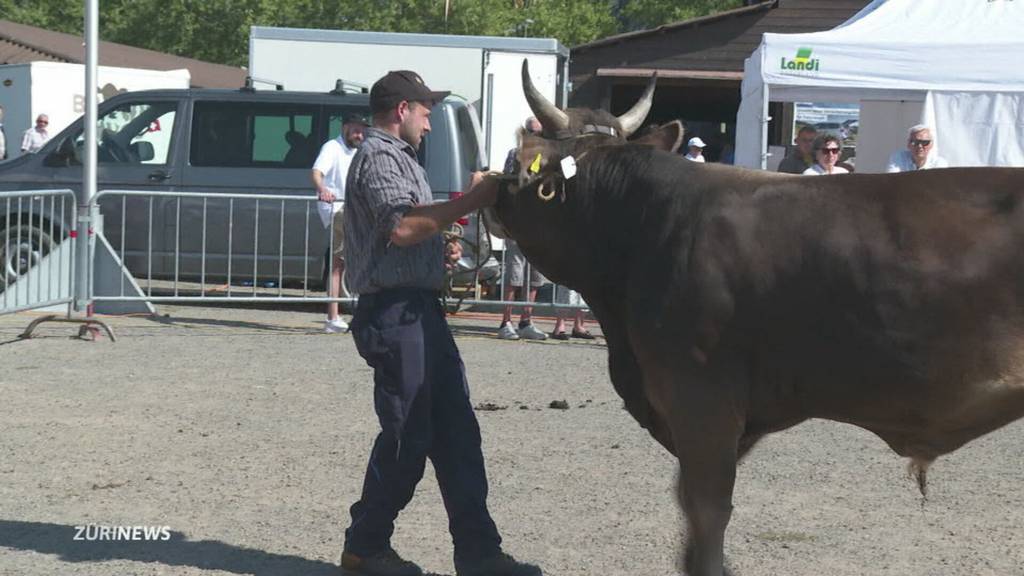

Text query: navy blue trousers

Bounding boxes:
[344,288,501,560]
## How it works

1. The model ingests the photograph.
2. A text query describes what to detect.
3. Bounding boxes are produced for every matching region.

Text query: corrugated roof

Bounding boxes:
[573,1,777,52]
[0,19,247,89]
[571,0,871,81]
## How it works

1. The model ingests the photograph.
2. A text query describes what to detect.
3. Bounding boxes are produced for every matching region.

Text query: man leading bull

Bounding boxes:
[339,69,541,576]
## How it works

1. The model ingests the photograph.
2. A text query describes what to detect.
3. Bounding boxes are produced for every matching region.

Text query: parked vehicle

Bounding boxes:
[0,85,498,290]
[0,62,190,162]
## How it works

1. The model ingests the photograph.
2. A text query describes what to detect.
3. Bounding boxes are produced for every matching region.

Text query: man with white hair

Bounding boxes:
[0,104,7,159]
[886,124,948,172]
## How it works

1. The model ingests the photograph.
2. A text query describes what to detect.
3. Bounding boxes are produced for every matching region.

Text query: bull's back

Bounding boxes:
[694,168,1024,452]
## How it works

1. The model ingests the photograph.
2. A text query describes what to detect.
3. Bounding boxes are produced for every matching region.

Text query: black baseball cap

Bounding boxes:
[370,70,450,113]
[342,112,369,125]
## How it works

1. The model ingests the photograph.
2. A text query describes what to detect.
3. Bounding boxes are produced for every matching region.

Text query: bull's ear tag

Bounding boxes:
[560,155,577,179]
[529,153,542,174]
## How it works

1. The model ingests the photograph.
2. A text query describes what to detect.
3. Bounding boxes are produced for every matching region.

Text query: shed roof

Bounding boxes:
[0,19,247,89]
[571,0,871,85]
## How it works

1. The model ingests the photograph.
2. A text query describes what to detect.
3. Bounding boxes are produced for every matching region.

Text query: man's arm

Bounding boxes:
[389,173,498,247]
[21,130,31,152]
[310,169,334,203]
[310,142,337,202]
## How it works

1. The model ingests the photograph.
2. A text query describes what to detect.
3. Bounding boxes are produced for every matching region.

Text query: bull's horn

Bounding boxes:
[522,60,568,133]
[616,73,657,138]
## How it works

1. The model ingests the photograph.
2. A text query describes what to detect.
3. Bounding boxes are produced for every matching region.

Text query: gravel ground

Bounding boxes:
[1,305,1022,576]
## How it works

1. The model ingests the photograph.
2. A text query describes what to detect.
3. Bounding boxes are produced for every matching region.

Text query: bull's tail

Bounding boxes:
[906,457,933,503]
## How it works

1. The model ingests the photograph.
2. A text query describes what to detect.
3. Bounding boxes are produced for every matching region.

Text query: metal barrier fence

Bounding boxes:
[91,189,356,304]
[87,189,588,314]
[0,189,77,316]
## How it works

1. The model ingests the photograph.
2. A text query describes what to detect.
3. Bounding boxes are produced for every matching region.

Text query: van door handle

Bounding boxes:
[147,170,171,182]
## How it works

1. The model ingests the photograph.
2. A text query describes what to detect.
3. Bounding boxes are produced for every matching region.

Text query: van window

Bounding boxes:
[73,101,176,165]
[191,102,319,168]
[455,103,484,172]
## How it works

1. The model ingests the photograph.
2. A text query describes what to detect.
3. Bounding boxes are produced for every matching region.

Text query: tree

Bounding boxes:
[0,0,746,65]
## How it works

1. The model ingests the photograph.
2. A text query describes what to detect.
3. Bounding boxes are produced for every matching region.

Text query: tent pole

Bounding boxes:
[759,85,770,170]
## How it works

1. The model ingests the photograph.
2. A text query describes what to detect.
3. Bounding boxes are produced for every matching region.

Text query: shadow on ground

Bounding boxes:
[0,519,455,576]
[0,519,338,576]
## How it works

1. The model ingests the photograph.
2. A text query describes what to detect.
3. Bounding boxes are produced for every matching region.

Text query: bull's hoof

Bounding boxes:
[683,547,734,576]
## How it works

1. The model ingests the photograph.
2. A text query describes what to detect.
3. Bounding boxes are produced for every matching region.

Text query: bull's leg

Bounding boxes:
[669,373,742,576]
[590,296,677,454]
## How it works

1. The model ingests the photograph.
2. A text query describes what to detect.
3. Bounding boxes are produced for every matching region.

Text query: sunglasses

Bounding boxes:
[820,147,841,155]
[910,139,932,147]
[37,120,48,125]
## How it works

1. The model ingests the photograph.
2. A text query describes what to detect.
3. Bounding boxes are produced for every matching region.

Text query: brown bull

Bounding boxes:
[482,61,1024,576]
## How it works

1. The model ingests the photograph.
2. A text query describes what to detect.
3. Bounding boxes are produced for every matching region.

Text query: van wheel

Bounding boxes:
[0,222,56,291]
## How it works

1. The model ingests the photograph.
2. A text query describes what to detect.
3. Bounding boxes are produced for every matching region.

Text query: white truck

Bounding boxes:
[248,27,569,172]
[0,62,189,160]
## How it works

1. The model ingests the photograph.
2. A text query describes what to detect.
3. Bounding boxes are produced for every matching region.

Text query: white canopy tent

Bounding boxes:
[736,0,1024,172]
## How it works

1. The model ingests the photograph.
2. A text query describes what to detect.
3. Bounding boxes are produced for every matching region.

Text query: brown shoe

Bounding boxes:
[340,548,424,576]
[571,328,595,340]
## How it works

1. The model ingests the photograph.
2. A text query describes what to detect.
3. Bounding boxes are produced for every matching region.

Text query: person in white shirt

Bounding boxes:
[803,134,849,175]
[0,104,7,160]
[886,124,948,172]
[311,112,368,333]
[684,136,706,162]
[21,114,50,154]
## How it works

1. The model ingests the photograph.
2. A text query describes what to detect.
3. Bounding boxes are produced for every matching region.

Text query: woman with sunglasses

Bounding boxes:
[802,134,849,176]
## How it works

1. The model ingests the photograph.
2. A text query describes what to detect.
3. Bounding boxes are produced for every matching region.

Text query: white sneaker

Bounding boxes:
[496,323,520,340]
[324,317,349,333]
[517,323,548,340]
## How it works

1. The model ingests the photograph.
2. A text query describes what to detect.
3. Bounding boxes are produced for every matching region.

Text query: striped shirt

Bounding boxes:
[343,127,444,295]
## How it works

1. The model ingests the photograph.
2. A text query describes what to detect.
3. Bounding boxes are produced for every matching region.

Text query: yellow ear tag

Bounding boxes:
[529,153,542,174]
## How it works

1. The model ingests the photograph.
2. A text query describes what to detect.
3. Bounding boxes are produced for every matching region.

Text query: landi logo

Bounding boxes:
[780,47,820,72]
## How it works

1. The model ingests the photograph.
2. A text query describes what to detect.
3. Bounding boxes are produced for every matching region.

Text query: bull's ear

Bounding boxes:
[631,120,684,153]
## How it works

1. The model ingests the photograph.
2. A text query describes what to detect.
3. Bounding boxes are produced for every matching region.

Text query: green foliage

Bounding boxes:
[0,0,83,34]
[1,0,742,65]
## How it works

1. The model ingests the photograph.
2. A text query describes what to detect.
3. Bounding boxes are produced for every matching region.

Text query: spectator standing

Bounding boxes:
[886,124,949,172]
[684,137,706,162]
[311,112,369,333]
[802,134,849,176]
[498,116,548,341]
[0,104,7,160]
[21,114,49,154]
[777,125,818,174]
[549,289,595,340]
[719,143,735,165]
[340,69,541,576]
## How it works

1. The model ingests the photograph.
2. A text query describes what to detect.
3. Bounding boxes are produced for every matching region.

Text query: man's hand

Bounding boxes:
[317,188,336,203]
[445,237,463,271]
[466,171,500,207]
